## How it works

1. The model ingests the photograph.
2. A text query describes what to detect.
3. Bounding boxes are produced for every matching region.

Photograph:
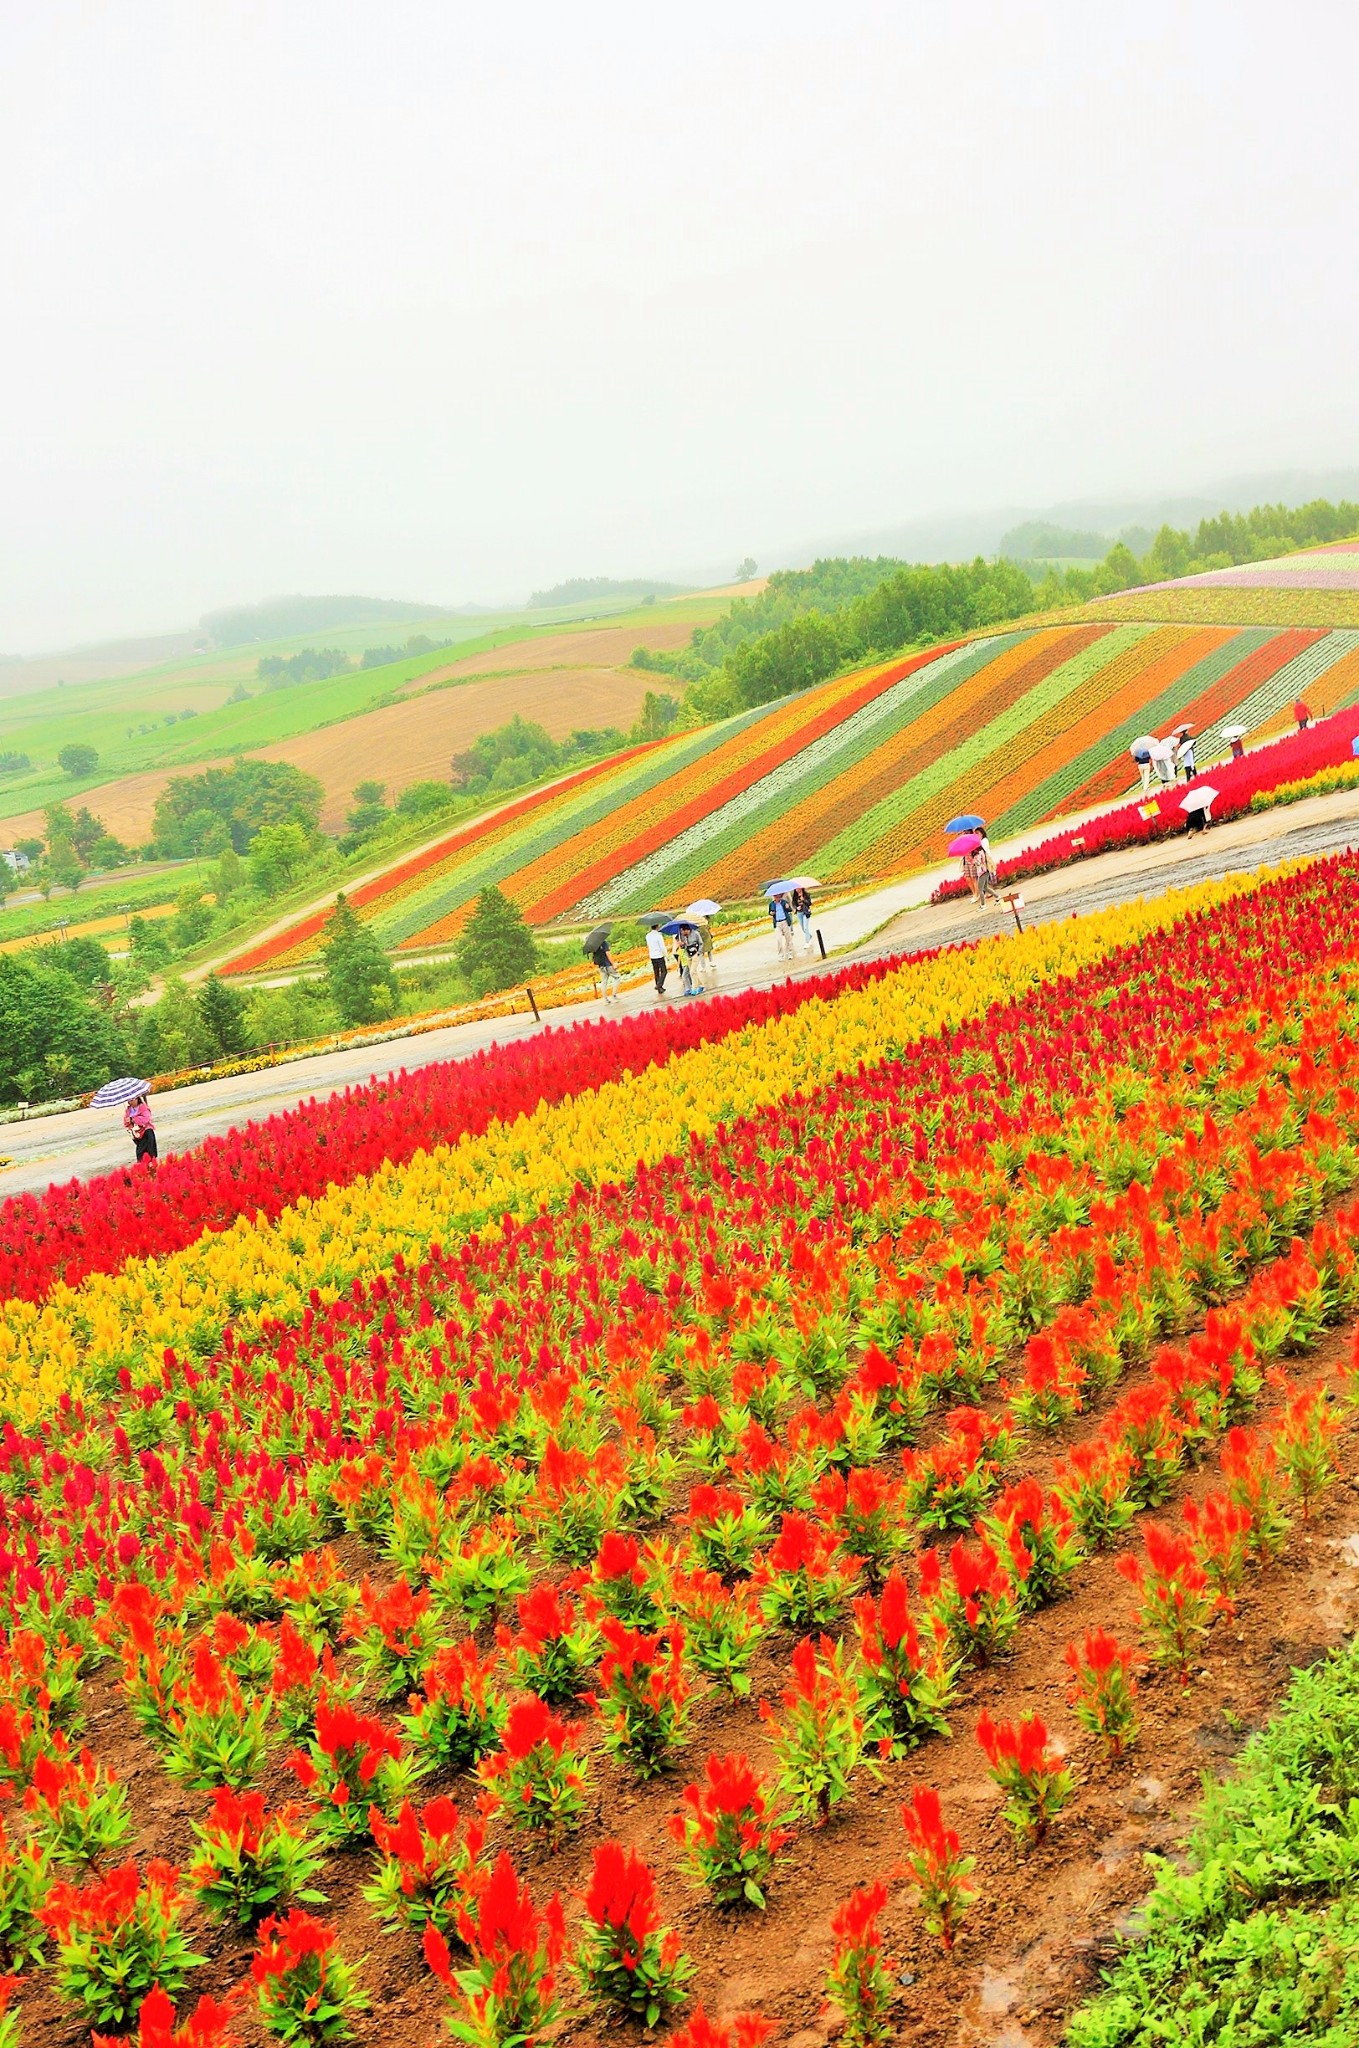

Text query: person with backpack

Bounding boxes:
[680,923,705,994]
[587,935,621,1002]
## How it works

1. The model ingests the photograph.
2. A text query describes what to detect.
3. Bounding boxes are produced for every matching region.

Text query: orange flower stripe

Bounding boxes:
[851,626,1215,877]
[507,650,947,924]
[220,751,652,976]
[681,626,1102,902]
[1064,629,1325,812]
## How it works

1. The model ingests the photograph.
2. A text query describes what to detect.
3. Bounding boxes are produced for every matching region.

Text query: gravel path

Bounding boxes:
[4,803,1357,1198]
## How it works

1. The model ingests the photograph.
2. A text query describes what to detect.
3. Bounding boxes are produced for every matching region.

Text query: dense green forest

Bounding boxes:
[635,496,1359,719]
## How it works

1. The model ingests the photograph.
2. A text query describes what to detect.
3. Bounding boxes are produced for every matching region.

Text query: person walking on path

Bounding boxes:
[587,936,621,1002]
[1151,739,1177,789]
[770,892,793,959]
[793,886,814,952]
[646,923,669,996]
[697,916,718,983]
[1176,732,1197,781]
[973,834,999,909]
[123,1092,157,1165]
[681,923,706,994]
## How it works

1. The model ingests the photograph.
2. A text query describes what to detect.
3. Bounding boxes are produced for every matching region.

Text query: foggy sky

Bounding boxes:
[2,0,1356,652]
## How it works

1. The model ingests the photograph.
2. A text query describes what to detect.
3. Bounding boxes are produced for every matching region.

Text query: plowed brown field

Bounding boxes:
[6,668,658,841]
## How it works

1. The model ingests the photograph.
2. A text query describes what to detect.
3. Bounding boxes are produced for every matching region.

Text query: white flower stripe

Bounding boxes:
[574,641,990,917]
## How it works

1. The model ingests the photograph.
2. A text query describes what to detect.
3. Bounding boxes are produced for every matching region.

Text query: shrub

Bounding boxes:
[975,1711,1074,1846]
[760,1635,872,1824]
[577,1840,693,2025]
[39,1860,204,2030]
[423,1852,566,2048]
[1117,1523,1216,1679]
[287,1694,413,1845]
[476,1696,590,1848]
[1064,1629,1140,1757]
[188,1787,326,1926]
[670,1751,792,1909]
[853,1569,955,1755]
[900,1786,976,1949]
[252,1909,367,2045]
[364,1796,487,1940]
[824,1881,899,2046]
[597,1618,689,1777]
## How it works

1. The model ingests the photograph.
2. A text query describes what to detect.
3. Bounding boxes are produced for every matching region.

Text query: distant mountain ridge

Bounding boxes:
[201,594,462,646]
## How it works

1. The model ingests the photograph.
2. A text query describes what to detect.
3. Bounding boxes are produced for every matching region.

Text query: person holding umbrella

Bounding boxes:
[583,924,621,1002]
[124,1092,157,1163]
[90,1075,157,1165]
[791,884,815,952]
[769,889,793,959]
[644,919,669,996]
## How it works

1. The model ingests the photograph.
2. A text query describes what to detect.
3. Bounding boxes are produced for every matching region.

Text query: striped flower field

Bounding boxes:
[222,617,1359,971]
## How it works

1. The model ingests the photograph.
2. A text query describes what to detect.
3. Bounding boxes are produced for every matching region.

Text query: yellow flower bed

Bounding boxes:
[0,867,1278,1422]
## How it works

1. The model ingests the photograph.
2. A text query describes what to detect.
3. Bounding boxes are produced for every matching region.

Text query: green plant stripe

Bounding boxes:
[814,626,1153,873]
[994,629,1270,837]
[1211,629,1359,752]
[606,633,1031,911]
[1067,1638,1359,2048]
[373,706,777,946]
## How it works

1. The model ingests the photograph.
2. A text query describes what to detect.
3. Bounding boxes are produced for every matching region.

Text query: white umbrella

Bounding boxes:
[762,881,791,897]
[685,899,721,917]
[1129,734,1157,758]
[782,875,822,890]
[1180,785,1218,814]
[90,1077,151,1108]
[1222,724,1247,741]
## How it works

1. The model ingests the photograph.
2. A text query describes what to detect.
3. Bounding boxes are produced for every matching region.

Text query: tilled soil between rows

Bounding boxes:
[19,1341,1359,2048]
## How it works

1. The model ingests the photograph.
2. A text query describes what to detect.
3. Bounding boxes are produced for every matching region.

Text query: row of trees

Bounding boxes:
[0,880,545,1108]
[626,494,1359,723]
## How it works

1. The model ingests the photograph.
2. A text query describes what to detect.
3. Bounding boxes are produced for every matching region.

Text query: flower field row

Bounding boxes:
[1044,625,1301,815]
[931,701,1359,902]
[220,607,1359,976]
[1094,585,1359,628]
[507,652,946,927]
[1,856,1359,2040]
[635,626,1104,913]
[0,867,1272,1423]
[219,749,654,977]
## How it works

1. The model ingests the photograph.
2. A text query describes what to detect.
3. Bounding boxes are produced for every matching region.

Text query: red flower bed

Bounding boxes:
[4,859,1359,2039]
[931,703,1359,902]
[0,944,927,1310]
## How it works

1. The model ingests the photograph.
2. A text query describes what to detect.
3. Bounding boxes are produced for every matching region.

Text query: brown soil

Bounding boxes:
[258,669,657,830]
[412,619,700,690]
[19,1321,1359,2048]
[6,670,659,844]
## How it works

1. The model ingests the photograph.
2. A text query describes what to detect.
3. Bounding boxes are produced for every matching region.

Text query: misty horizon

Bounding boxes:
[3,2,1357,655]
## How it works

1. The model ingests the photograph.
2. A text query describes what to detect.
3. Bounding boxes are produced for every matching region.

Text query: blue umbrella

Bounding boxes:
[659,919,698,935]
[944,813,986,835]
[762,880,791,897]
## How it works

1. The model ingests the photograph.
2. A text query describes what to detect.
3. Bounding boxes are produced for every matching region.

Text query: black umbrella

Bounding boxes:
[581,923,613,955]
[639,912,670,930]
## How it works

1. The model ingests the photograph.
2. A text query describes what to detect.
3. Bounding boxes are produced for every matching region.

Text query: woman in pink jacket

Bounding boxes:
[123,1092,157,1164]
